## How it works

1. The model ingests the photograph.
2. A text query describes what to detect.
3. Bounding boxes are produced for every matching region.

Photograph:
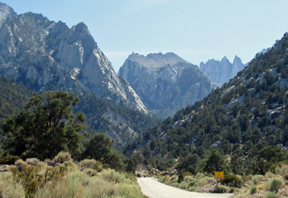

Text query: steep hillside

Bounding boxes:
[0,3,147,114]
[0,76,32,134]
[74,93,157,147]
[119,52,214,118]
[200,56,245,85]
[124,33,288,173]
[0,76,156,147]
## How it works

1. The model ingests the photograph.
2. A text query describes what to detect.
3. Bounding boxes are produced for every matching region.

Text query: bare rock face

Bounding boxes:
[0,2,16,27]
[119,52,214,118]
[200,56,245,85]
[0,5,147,114]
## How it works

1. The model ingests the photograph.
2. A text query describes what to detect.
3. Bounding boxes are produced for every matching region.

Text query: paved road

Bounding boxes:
[137,177,233,198]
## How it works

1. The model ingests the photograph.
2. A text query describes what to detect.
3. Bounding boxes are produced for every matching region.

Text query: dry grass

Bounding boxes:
[34,169,145,198]
[61,160,78,171]
[276,164,288,175]
[26,158,40,166]
[79,159,103,172]
[53,151,72,164]
[0,172,25,198]
[0,157,145,198]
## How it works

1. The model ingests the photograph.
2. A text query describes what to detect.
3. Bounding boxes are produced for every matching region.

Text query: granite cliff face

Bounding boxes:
[0,5,147,114]
[118,52,214,118]
[200,56,245,85]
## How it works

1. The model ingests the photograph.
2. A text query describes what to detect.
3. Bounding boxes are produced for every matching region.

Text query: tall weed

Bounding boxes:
[0,172,25,198]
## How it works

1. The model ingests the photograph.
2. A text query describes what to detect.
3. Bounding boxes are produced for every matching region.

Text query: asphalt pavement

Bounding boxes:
[137,177,233,198]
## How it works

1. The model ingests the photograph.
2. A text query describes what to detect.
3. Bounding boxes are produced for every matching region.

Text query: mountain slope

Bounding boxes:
[124,33,288,173]
[74,93,157,147]
[0,76,32,134]
[119,52,214,118]
[200,56,245,85]
[0,76,156,147]
[0,4,147,114]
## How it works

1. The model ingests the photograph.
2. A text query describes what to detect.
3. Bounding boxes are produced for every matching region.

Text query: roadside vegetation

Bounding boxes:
[155,162,288,197]
[0,152,145,198]
[0,90,146,198]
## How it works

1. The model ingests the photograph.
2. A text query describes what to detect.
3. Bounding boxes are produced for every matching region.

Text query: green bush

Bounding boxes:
[11,165,65,197]
[265,172,275,178]
[275,164,288,175]
[214,185,228,193]
[171,182,179,188]
[241,175,250,182]
[184,172,193,176]
[79,159,97,169]
[264,181,272,191]
[82,168,97,177]
[164,180,172,185]
[265,191,277,198]
[0,172,25,198]
[0,155,21,165]
[26,158,40,166]
[94,161,103,172]
[101,169,126,184]
[269,160,288,173]
[183,175,193,182]
[283,173,288,180]
[252,174,264,184]
[188,179,198,187]
[269,178,283,192]
[158,177,165,183]
[233,188,242,194]
[188,186,195,191]
[34,170,144,198]
[250,185,257,195]
[61,161,78,171]
[170,174,177,181]
[221,175,242,186]
[195,172,204,179]
[15,159,28,172]
[53,152,72,164]
[179,182,189,189]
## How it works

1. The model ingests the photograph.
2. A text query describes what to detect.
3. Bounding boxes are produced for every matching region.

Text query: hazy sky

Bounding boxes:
[2,0,288,72]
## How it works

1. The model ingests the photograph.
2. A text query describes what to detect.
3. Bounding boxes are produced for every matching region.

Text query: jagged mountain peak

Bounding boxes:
[0,4,148,114]
[0,2,16,27]
[119,52,213,118]
[127,52,188,72]
[200,56,245,85]
[71,22,90,37]
[220,56,230,64]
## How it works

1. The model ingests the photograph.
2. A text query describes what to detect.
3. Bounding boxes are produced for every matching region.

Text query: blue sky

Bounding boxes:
[2,0,288,72]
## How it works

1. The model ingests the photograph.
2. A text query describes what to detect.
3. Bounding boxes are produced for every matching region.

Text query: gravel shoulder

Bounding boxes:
[137,177,233,198]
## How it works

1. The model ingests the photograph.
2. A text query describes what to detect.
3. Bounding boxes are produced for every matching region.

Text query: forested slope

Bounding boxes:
[124,33,288,174]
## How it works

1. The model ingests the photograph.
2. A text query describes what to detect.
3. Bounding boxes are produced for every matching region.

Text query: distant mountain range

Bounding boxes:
[0,1,249,147]
[200,56,245,85]
[119,52,215,118]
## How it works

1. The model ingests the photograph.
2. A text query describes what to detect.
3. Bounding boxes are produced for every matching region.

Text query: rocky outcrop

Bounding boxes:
[119,52,214,118]
[0,5,147,114]
[200,56,245,85]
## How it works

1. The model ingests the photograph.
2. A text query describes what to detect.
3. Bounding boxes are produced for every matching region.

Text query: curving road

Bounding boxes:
[137,177,232,198]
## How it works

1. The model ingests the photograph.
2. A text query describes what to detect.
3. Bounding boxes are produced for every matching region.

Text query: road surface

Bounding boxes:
[137,177,233,198]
